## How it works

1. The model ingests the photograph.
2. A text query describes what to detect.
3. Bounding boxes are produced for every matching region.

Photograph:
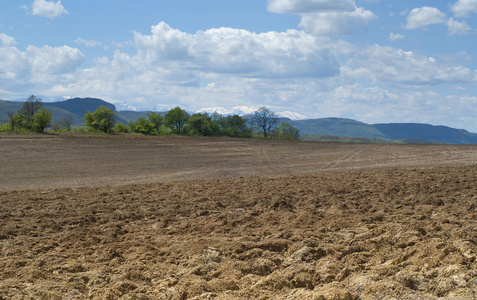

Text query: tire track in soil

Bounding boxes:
[322,145,365,171]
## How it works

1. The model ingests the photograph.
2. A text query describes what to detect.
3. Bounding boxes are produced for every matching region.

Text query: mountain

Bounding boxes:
[43,97,116,116]
[289,118,387,140]
[374,123,477,144]
[0,98,116,126]
[291,119,477,144]
[193,106,306,120]
[277,111,307,120]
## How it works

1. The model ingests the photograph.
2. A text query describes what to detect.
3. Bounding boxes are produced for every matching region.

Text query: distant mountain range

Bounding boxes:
[286,118,477,144]
[1,97,477,144]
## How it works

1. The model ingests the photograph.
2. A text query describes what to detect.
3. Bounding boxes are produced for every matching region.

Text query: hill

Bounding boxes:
[292,119,477,144]
[288,118,387,140]
[1,98,118,127]
[43,97,116,116]
[374,123,477,144]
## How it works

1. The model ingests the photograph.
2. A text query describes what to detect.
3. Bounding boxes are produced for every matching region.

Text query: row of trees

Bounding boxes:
[85,106,299,140]
[2,96,300,140]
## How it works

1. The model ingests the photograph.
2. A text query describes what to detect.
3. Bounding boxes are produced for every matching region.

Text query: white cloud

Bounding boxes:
[299,7,376,36]
[389,32,405,41]
[26,45,84,75]
[35,22,353,110]
[0,47,29,82]
[31,0,68,19]
[74,38,102,48]
[132,22,342,78]
[267,0,376,36]
[267,0,356,14]
[0,33,17,47]
[451,0,477,18]
[0,41,84,91]
[447,18,472,36]
[404,6,446,30]
[308,84,477,130]
[343,45,476,86]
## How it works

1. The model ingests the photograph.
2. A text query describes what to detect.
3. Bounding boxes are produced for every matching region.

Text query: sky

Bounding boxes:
[1,0,477,131]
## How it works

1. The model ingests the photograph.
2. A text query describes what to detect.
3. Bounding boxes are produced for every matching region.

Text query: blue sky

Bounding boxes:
[1,0,477,131]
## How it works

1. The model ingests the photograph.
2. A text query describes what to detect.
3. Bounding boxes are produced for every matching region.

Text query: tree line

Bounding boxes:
[1,95,300,140]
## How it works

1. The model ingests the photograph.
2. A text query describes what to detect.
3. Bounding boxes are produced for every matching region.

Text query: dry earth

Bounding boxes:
[1,134,477,299]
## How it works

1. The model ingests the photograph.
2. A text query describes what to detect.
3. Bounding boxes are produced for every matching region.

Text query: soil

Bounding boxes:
[1,134,477,299]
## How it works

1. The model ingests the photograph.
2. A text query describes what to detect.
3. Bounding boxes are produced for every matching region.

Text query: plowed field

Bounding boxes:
[1,134,477,299]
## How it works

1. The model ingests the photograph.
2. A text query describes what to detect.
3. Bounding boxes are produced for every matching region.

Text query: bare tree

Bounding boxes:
[6,111,19,132]
[251,107,279,138]
[60,114,74,131]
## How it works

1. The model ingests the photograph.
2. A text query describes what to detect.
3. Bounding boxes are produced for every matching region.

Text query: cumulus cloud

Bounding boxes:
[0,42,84,90]
[26,45,84,75]
[132,22,342,78]
[404,6,473,36]
[30,22,351,109]
[0,47,29,82]
[451,0,477,17]
[74,38,102,48]
[404,6,447,30]
[0,33,17,47]
[343,45,476,86]
[447,18,472,35]
[389,33,405,41]
[267,0,376,36]
[31,0,68,19]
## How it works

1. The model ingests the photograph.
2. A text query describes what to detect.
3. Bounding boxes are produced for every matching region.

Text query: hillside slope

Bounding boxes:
[288,118,477,144]
[43,97,116,116]
[374,123,477,144]
[1,98,118,126]
[289,118,386,140]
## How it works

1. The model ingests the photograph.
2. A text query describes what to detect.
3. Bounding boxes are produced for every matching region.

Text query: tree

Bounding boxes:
[131,117,155,134]
[275,122,300,140]
[186,113,214,136]
[32,108,53,133]
[147,112,163,134]
[6,111,21,132]
[84,106,115,133]
[165,107,190,134]
[251,107,278,138]
[222,115,251,137]
[113,121,130,133]
[60,114,74,132]
[18,95,43,130]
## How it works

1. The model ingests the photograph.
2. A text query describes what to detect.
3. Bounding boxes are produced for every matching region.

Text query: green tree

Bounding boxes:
[223,115,251,137]
[113,121,130,133]
[186,113,214,136]
[251,107,278,138]
[32,108,53,133]
[165,107,190,134]
[147,112,163,134]
[275,122,300,140]
[84,106,115,133]
[131,117,155,134]
[18,95,43,130]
